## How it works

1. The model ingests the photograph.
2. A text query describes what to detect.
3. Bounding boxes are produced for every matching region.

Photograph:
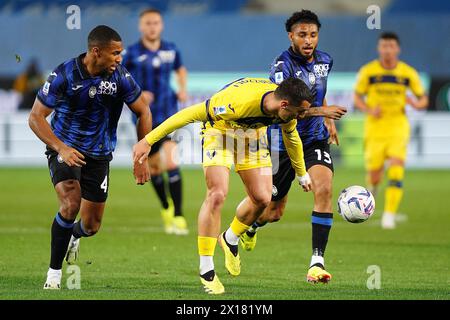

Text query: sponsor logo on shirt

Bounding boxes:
[98,81,117,95]
[213,106,227,116]
[137,54,147,62]
[273,61,284,68]
[158,50,176,63]
[313,64,330,78]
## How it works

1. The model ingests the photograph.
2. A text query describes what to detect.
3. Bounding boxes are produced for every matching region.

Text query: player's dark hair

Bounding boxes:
[139,8,162,18]
[87,25,122,50]
[275,78,314,107]
[285,10,321,32]
[379,31,400,45]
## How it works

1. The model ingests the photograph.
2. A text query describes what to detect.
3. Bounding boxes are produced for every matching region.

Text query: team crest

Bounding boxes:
[308,72,316,85]
[152,56,161,68]
[89,86,97,98]
[206,150,216,159]
[57,154,64,164]
[272,185,278,196]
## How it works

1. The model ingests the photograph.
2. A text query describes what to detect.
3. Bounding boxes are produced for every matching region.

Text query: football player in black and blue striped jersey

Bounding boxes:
[240,10,347,284]
[122,8,189,235]
[29,25,152,289]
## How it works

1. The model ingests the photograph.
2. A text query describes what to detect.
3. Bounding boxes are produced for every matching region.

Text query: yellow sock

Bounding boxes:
[198,236,217,256]
[384,165,404,214]
[230,216,250,237]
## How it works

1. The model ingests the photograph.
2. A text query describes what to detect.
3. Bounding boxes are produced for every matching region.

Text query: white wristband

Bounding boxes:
[297,173,311,187]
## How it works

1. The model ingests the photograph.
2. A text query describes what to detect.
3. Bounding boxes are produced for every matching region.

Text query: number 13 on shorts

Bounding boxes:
[315,149,332,164]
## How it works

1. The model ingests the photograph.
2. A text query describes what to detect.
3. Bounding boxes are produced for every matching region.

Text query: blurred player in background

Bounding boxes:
[28,25,151,289]
[133,77,313,294]
[240,10,346,284]
[13,58,45,110]
[122,8,189,235]
[354,32,428,229]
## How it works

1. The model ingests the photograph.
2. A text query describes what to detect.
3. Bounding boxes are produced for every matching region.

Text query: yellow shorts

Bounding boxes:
[364,135,409,170]
[202,127,272,172]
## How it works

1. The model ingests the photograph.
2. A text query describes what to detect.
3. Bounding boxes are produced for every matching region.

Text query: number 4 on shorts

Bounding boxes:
[101,175,108,193]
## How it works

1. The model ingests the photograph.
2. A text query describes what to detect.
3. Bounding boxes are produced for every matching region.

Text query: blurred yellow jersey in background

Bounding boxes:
[355,60,425,138]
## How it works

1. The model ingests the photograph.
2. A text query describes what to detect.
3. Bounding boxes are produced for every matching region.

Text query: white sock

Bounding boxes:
[199,256,214,275]
[224,228,239,246]
[47,268,62,280]
[310,255,325,268]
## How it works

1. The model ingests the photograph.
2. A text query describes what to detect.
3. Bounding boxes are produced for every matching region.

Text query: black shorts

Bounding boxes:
[46,148,111,202]
[149,136,172,156]
[271,139,334,201]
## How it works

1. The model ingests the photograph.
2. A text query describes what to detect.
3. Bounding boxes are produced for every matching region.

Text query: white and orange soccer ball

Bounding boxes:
[337,185,375,223]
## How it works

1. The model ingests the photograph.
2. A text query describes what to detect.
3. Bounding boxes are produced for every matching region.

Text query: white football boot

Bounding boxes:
[43,268,62,290]
[65,235,80,264]
[381,212,396,229]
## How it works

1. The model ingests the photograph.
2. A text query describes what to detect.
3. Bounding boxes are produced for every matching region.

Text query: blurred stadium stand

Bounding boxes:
[0,0,448,76]
[0,0,449,167]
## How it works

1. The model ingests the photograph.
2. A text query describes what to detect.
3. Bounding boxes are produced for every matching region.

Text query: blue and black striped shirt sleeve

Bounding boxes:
[37,66,66,109]
[120,66,142,105]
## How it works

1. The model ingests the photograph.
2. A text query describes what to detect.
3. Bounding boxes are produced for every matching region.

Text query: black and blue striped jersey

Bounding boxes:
[37,53,141,159]
[268,48,333,151]
[122,40,183,127]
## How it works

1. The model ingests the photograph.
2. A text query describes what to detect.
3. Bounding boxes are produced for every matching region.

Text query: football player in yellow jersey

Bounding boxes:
[133,77,313,294]
[354,32,428,229]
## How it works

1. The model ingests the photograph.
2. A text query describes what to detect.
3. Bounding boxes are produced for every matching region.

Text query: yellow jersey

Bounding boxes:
[144,77,307,176]
[355,60,425,136]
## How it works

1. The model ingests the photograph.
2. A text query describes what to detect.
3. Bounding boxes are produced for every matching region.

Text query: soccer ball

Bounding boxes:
[337,185,375,223]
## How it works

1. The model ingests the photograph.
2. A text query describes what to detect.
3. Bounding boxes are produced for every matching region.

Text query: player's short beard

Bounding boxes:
[292,43,314,60]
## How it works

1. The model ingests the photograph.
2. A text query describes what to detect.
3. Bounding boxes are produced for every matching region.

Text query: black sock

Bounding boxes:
[222,233,238,256]
[200,269,215,281]
[311,211,333,257]
[50,212,75,270]
[72,220,91,239]
[151,174,169,209]
[168,168,182,216]
[247,221,266,236]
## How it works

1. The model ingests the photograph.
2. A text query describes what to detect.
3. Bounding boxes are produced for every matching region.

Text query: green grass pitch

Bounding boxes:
[0,167,448,300]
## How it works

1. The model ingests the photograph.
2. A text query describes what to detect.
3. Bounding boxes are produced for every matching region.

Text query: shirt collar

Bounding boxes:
[76,53,90,79]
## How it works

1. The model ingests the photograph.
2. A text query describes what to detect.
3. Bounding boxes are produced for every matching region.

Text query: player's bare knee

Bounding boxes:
[82,224,101,236]
[269,206,284,222]
[206,189,227,210]
[251,194,271,209]
[150,166,162,176]
[315,183,333,200]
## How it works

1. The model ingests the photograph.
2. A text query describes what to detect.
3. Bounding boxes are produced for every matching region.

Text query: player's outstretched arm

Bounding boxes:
[281,120,312,192]
[406,95,429,110]
[28,98,86,167]
[302,105,347,120]
[128,93,152,185]
[353,92,381,118]
[133,102,208,165]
